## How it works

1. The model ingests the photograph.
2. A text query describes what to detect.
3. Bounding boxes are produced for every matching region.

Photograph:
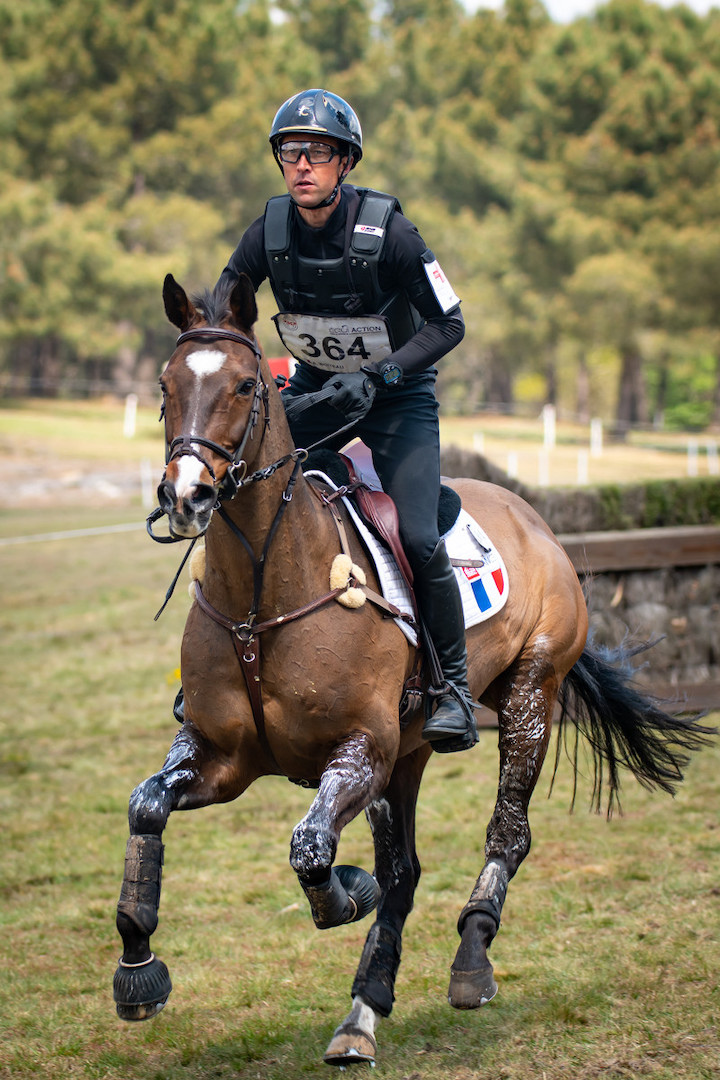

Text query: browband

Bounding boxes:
[176,326,262,359]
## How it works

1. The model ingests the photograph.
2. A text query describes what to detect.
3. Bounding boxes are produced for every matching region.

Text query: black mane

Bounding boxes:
[191,281,234,328]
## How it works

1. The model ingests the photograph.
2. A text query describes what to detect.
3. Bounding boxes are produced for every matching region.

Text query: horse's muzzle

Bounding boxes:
[157,478,216,537]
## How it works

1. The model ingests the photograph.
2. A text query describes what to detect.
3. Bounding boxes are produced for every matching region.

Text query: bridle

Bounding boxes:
[148,325,308,544]
[166,326,269,498]
[146,320,361,627]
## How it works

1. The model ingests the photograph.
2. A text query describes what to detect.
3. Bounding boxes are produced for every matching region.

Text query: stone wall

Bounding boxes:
[582,563,720,694]
[440,446,720,703]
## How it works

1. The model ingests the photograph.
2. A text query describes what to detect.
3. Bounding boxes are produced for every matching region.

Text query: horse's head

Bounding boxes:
[157,273,267,538]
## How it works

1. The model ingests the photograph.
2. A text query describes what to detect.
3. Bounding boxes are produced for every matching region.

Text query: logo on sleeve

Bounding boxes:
[424,259,460,313]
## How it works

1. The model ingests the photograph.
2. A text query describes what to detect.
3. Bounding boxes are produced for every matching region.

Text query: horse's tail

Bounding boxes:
[554,638,715,816]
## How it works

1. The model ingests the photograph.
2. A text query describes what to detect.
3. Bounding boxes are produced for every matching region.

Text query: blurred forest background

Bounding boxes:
[3,0,720,433]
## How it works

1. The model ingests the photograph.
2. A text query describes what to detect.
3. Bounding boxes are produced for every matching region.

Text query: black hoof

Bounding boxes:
[448,957,498,1009]
[335,865,381,923]
[113,954,172,1021]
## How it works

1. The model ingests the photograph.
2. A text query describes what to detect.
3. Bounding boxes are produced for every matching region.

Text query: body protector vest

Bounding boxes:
[264,189,424,374]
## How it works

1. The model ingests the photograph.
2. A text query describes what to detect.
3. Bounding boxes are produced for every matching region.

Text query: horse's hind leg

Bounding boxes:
[324,747,430,1066]
[114,723,253,1021]
[449,656,558,1009]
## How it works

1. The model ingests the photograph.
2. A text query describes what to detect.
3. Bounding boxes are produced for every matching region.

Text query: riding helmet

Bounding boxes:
[269,89,363,169]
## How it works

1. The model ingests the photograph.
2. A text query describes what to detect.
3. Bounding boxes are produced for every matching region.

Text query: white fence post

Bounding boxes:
[687,439,699,477]
[123,393,138,439]
[542,404,556,449]
[590,417,603,458]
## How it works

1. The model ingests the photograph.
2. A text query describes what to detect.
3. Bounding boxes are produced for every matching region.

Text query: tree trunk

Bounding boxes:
[485,350,514,409]
[711,351,720,432]
[545,346,557,408]
[576,352,590,423]
[653,352,670,429]
[613,345,648,438]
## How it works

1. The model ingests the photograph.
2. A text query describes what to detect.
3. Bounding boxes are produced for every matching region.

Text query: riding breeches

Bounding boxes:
[283,365,442,570]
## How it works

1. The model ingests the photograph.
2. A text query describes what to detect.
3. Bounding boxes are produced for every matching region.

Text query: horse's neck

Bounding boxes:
[202,462,332,617]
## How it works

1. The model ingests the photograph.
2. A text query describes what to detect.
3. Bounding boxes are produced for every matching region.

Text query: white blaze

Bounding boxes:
[174,454,206,499]
[185,349,226,377]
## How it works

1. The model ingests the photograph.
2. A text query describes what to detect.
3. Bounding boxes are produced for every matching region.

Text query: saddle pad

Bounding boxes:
[306,472,509,645]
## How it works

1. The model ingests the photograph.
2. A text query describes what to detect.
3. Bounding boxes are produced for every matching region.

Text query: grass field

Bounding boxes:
[2,397,719,511]
[1,404,719,1078]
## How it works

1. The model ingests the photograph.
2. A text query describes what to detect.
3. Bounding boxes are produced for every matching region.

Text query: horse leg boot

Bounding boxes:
[415,539,478,753]
[324,748,430,1066]
[114,724,255,1021]
[449,657,558,1008]
[114,833,172,1021]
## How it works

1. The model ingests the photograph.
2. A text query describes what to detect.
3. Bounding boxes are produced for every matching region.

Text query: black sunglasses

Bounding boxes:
[278,141,342,165]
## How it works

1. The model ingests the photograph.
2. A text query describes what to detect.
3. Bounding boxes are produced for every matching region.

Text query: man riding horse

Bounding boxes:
[215,88,477,752]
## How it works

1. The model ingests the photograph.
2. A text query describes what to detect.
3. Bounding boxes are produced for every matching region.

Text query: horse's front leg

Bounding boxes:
[448,655,558,1009]
[324,745,431,1067]
[114,722,255,1021]
[289,731,390,931]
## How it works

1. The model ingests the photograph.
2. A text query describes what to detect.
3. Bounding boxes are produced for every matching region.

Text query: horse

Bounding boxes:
[113,273,710,1067]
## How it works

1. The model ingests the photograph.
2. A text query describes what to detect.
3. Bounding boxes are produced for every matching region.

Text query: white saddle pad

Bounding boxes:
[306,471,509,647]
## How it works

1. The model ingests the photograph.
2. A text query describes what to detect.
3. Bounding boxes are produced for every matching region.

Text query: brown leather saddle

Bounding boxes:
[304,447,461,600]
[340,453,416,591]
[303,449,463,720]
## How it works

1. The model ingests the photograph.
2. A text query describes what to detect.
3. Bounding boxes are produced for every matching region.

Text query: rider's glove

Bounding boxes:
[322,370,377,423]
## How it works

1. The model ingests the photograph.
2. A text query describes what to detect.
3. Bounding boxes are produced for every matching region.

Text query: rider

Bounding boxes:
[216,88,477,753]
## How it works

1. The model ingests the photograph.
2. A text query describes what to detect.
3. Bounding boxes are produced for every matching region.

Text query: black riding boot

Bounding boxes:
[414,539,478,754]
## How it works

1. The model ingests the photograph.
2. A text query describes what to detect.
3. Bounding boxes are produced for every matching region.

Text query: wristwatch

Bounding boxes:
[363,361,403,387]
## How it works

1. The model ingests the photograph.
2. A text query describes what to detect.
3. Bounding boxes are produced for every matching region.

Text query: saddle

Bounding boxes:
[303,447,462,599]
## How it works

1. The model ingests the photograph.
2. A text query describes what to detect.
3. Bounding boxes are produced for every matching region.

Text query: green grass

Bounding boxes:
[1,398,717,512]
[1,503,719,1079]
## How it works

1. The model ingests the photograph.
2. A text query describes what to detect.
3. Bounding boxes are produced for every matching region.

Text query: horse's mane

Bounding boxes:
[191,282,234,328]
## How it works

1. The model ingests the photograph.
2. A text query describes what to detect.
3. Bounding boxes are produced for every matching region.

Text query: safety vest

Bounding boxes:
[263,188,423,352]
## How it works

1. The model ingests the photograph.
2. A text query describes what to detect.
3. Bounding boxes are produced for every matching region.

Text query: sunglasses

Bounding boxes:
[278,141,342,165]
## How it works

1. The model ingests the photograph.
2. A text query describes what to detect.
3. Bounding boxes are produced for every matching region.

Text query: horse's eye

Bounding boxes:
[235,379,256,397]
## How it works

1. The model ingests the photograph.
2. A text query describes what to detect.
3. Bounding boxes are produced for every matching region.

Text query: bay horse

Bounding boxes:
[113,274,710,1067]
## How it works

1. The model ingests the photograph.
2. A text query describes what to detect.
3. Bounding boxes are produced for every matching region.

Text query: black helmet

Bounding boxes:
[269,89,363,170]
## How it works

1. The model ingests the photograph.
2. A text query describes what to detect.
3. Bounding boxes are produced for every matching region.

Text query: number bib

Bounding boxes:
[272,313,393,373]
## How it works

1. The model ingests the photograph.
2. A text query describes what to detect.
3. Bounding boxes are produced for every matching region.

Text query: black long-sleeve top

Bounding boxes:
[216,185,464,376]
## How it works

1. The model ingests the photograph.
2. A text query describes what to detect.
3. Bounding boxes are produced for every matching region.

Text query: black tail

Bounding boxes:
[555,639,715,816]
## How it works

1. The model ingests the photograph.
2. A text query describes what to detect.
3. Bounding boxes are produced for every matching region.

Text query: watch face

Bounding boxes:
[382,363,402,385]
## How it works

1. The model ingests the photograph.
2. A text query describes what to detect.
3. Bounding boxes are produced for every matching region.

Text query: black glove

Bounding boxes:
[322,370,377,423]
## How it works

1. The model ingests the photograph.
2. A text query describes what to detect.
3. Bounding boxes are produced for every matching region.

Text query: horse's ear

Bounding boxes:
[229,273,258,330]
[163,274,196,330]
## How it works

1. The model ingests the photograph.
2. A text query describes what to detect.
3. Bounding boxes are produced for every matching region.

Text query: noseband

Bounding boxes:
[165,326,269,501]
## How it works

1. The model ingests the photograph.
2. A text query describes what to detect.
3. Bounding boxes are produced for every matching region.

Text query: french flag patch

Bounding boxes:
[445,514,510,628]
[461,565,506,613]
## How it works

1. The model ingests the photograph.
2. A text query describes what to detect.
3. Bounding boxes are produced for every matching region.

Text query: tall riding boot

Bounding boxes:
[414,540,478,754]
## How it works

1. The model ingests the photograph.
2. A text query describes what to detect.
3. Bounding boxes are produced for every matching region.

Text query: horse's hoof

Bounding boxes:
[113,954,172,1022]
[323,1024,377,1067]
[335,865,381,923]
[448,960,498,1009]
